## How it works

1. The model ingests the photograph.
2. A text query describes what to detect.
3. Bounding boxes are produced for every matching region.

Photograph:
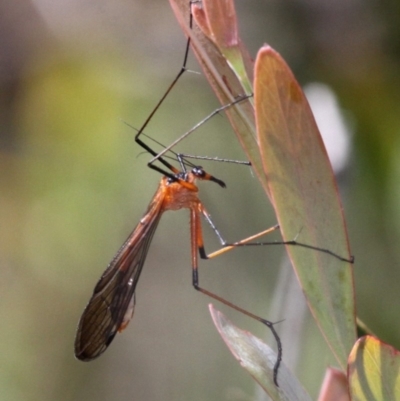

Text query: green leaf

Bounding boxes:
[254,45,356,370]
[348,336,400,401]
[209,305,312,401]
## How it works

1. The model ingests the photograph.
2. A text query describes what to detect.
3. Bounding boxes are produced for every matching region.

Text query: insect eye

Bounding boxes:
[192,167,205,178]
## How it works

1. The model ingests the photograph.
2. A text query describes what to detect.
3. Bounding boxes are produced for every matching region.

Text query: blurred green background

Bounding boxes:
[1,0,400,400]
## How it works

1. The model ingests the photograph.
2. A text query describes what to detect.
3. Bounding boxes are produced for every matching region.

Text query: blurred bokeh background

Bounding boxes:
[1,0,400,400]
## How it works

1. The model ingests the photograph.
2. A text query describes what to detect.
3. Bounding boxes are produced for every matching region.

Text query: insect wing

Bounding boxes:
[75,191,164,361]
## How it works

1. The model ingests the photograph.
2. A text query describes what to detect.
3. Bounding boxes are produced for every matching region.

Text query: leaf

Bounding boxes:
[209,305,312,401]
[191,0,253,95]
[170,0,356,376]
[254,46,356,370]
[348,336,400,401]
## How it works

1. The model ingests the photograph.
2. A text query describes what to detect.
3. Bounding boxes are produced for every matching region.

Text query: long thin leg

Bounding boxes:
[133,4,251,181]
[133,6,194,181]
[207,226,281,259]
[198,204,278,252]
[198,205,353,263]
[198,198,276,257]
[178,153,251,166]
[189,206,282,386]
[193,204,208,260]
[232,239,354,263]
[151,95,250,163]
[199,204,227,251]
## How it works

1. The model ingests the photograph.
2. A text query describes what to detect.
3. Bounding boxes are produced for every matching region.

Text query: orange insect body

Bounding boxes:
[74,170,215,361]
[160,174,200,212]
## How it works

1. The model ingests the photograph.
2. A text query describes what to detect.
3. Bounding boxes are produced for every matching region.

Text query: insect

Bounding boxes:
[74,4,353,387]
[74,67,287,386]
[73,157,283,361]
[73,161,228,361]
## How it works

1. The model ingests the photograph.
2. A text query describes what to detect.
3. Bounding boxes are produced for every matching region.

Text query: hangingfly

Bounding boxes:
[73,3,286,382]
[74,166,227,361]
